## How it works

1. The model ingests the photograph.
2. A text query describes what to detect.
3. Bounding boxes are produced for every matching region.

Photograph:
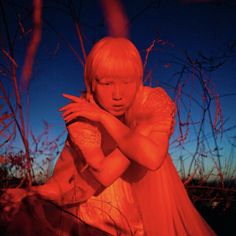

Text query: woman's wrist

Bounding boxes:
[100,112,130,145]
[99,111,112,125]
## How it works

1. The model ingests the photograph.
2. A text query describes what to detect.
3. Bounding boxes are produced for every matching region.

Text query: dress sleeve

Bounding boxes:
[141,87,176,137]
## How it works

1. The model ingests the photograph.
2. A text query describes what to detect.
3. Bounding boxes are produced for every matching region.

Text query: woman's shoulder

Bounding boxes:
[125,86,176,127]
[139,86,176,135]
[142,86,175,113]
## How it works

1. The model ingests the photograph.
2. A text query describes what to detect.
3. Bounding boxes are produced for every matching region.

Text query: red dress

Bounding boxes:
[122,86,216,236]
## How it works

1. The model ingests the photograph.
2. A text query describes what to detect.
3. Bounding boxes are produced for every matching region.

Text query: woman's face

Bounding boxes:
[92,76,140,117]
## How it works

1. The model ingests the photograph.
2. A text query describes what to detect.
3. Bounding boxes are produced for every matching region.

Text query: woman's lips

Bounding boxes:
[113,105,124,107]
[113,104,125,108]
[112,105,126,111]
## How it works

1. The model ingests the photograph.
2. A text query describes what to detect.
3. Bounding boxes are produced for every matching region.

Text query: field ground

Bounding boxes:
[0,178,235,235]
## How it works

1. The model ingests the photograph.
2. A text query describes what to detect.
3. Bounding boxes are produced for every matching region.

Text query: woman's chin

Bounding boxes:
[107,108,126,117]
[111,111,125,117]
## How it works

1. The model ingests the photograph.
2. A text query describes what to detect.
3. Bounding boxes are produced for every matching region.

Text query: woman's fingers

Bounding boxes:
[60,106,87,122]
[62,93,87,103]
[60,103,88,114]
[60,94,102,122]
[60,102,80,112]
[62,93,79,101]
[62,93,96,107]
[60,104,89,118]
[64,112,87,122]
[59,99,90,111]
[60,103,79,113]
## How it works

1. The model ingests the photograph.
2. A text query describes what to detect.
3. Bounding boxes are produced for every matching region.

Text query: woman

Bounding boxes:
[2,37,216,236]
[59,37,217,235]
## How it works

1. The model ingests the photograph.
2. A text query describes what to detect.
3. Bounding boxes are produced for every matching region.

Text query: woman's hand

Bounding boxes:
[60,93,107,124]
[60,94,102,151]
[60,93,105,169]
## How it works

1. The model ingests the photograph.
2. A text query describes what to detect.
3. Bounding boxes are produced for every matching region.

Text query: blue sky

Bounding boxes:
[1,0,236,178]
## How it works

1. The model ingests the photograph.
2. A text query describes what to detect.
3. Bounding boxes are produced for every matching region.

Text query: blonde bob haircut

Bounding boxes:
[84,37,143,94]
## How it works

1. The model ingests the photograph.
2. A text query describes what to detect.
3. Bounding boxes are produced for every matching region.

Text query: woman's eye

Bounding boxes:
[123,80,133,84]
[101,82,112,86]
[96,78,112,86]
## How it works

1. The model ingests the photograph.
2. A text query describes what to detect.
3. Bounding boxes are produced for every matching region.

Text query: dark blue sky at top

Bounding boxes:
[2,0,236,170]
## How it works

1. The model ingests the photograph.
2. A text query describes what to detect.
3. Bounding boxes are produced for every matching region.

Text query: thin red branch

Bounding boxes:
[21,0,42,90]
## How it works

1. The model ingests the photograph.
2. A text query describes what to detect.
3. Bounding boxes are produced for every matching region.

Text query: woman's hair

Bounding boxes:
[84,37,143,94]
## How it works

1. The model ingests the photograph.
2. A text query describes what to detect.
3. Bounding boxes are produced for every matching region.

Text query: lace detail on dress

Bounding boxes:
[129,87,176,137]
[68,120,102,149]
[144,87,175,114]
[143,87,176,136]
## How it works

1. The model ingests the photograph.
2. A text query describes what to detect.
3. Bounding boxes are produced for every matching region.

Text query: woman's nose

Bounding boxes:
[112,85,122,100]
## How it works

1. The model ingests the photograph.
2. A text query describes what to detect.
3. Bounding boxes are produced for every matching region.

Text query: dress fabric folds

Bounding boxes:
[129,155,216,236]
[78,178,145,235]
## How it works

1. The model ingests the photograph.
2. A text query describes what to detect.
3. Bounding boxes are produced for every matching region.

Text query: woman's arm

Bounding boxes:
[78,146,130,187]
[30,141,102,204]
[100,113,169,170]
[61,118,131,187]
[78,120,169,186]
[30,143,78,202]
[61,92,171,173]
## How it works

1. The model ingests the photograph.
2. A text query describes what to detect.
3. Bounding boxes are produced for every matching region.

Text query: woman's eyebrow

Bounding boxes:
[97,77,113,82]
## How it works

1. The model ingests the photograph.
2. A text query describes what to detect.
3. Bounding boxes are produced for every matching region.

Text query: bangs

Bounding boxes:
[94,48,142,80]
